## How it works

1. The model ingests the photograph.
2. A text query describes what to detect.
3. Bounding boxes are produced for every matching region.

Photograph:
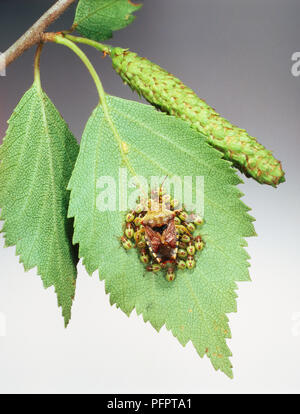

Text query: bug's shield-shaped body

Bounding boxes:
[143,209,178,264]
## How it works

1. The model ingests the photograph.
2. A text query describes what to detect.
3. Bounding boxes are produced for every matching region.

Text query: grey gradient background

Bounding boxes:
[0,0,299,394]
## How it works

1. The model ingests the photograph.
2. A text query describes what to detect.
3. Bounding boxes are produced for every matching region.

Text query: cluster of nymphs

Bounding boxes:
[120,187,205,282]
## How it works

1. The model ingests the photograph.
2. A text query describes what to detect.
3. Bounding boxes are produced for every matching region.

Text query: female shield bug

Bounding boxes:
[121,180,205,281]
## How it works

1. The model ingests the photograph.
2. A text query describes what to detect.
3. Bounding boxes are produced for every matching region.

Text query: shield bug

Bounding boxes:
[120,236,133,250]
[134,216,143,227]
[126,212,135,223]
[141,193,179,265]
[174,216,181,226]
[166,267,176,282]
[140,249,150,264]
[181,234,191,243]
[192,215,204,226]
[146,263,162,273]
[187,243,196,256]
[186,255,196,270]
[178,248,188,259]
[177,260,186,270]
[195,235,204,251]
[179,211,188,221]
[125,223,134,239]
[186,222,196,233]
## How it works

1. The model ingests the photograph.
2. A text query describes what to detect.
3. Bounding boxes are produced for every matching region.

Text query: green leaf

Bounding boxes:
[68,95,256,377]
[0,82,79,326]
[73,0,142,42]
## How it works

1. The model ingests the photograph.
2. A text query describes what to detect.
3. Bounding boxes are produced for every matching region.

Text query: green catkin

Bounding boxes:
[111,47,285,187]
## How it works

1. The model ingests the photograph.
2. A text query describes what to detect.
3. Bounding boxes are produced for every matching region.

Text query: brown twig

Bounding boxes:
[0,0,77,72]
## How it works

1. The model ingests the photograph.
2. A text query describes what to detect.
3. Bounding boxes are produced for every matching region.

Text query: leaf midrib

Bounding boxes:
[38,88,75,288]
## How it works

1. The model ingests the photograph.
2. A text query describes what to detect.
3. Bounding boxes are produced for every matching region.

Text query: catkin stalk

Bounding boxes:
[110,47,285,187]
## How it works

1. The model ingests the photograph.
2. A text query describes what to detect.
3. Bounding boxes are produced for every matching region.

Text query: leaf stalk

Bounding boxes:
[64,34,112,55]
[34,43,44,87]
[43,33,106,105]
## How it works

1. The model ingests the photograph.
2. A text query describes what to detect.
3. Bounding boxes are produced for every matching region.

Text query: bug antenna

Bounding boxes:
[159,175,168,195]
